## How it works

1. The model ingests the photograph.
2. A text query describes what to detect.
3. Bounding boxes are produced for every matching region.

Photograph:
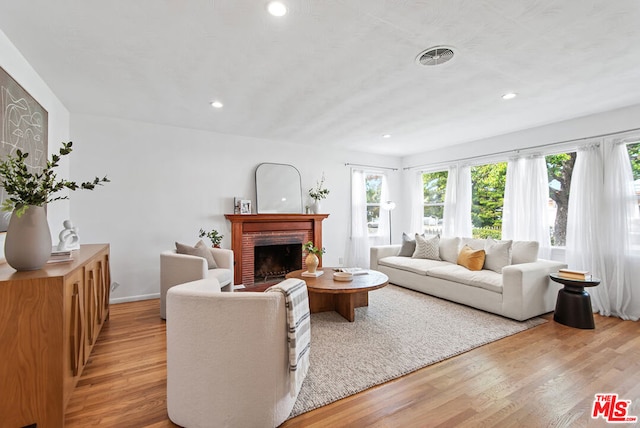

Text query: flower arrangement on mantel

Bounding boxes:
[0,141,110,217]
[303,241,325,256]
[199,228,223,247]
[308,173,330,201]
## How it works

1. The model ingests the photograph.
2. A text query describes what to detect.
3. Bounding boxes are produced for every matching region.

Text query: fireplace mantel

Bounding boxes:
[225,214,329,286]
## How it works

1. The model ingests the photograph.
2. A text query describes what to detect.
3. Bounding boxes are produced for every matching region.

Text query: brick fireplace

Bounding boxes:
[225,214,329,287]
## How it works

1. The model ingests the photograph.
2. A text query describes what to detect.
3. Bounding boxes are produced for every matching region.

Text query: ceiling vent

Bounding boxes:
[415,46,455,66]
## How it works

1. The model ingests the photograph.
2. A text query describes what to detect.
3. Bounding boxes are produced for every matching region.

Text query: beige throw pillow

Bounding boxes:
[412,234,441,260]
[175,239,218,269]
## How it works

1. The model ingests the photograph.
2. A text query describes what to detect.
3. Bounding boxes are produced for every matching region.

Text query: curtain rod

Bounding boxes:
[345,162,398,171]
[403,126,640,171]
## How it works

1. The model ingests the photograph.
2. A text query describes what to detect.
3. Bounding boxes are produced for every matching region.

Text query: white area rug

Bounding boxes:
[289,284,545,418]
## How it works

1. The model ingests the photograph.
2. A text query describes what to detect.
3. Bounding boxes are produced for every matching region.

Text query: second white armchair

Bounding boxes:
[160,246,234,319]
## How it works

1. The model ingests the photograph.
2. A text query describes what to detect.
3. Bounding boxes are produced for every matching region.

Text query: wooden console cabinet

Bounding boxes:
[0,244,111,428]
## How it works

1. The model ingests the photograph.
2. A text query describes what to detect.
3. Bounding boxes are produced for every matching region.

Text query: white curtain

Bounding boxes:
[345,169,388,269]
[345,169,369,268]
[502,155,551,258]
[566,144,605,279]
[409,171,424,234]
[442,165,472,237]
[596,141,640,320]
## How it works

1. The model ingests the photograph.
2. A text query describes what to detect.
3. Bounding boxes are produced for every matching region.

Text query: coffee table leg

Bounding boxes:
[335,293,356,322]
[334,292,370,322]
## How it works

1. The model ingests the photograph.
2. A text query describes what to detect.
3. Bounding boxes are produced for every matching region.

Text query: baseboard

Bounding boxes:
[110,293,160,304]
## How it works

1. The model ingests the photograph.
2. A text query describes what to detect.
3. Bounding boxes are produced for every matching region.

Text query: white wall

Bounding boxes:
[0,29,71,259]
[402,103,640,168]
[70,114,401,302]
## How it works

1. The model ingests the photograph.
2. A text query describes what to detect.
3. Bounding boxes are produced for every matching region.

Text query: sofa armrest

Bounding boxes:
[370,245,401,270]
[210,247,234,271]
[501,259,567,320]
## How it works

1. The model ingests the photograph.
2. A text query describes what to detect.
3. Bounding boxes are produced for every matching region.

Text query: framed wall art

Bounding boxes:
[0,66,48,232]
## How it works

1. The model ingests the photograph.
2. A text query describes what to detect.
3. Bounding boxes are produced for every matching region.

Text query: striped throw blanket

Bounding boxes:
[267,278,311,395]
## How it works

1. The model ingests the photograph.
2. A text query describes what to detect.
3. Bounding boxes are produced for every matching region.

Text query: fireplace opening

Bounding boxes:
[254,243,302,284]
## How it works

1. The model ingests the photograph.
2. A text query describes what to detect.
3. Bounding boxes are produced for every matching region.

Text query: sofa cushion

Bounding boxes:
[512,241,539,264]
[426,264,503,294]
[461,237,487,251]
[206,267,232,286]
[412,234,441,260]
[457,245,485,271]
[378,256,451,275]
[439,237,460,264]
[484,238,512,273]
[398,232,418,257]
[176,240,218,269]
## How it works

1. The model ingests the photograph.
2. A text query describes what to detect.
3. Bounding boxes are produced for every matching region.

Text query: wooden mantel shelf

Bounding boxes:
[224,213,329,223]
[224,213,329,286]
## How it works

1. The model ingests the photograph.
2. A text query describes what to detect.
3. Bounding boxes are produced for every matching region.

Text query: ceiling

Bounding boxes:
[2,1,640,157]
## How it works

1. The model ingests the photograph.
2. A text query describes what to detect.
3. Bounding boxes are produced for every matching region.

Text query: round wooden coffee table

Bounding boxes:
[286,268,388,322]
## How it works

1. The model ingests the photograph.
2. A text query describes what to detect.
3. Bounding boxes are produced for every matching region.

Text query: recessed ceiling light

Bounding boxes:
[502,92,517,100]
[382,134,392,139]
[210,100,223,108]
[267,2,287,17]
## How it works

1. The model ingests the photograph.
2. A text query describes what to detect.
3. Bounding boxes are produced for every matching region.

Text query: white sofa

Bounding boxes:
[160,247,234,319]
[371,237,567,321]
[166,278,307,428]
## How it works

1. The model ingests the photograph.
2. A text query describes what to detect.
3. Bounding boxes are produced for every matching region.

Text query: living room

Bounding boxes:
[1,1,640,427]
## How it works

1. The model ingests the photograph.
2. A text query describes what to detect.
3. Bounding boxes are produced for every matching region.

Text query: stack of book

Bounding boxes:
[557,268,591,280]
[47,248,74,264]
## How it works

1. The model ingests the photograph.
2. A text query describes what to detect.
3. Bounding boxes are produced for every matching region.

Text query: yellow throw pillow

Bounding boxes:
[457,244,486,271]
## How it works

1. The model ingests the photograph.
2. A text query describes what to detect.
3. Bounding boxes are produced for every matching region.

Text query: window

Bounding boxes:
[546,152,576,246]
[625,141,640,249]
[421,171,447,234]
[471,162,506,239]
[365,173,383,234]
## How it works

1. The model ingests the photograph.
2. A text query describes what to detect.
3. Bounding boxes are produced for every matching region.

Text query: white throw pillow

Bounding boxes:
[484,238,513,273]
[512,241,540,264]
[439,237,460,264]
[412,234,441,260]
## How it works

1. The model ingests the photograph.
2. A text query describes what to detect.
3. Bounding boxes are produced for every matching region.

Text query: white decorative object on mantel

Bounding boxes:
[56,219,80,251]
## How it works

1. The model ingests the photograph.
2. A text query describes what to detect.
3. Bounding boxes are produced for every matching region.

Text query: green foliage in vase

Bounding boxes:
[309,173,330,201]
[303,241,325,256]
[199,228,223,246]
[0,141,109,217]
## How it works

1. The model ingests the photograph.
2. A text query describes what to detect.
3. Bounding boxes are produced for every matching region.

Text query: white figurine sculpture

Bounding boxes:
[57,220,80,251]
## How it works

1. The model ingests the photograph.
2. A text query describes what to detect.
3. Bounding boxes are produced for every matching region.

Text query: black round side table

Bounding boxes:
[550,273,601,329]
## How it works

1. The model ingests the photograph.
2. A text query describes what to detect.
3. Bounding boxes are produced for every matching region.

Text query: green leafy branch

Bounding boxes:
[303,241,325,256]
[0,141,110,217]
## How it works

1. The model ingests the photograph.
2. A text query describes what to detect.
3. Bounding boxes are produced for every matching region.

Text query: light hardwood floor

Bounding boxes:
[65,298,640,427]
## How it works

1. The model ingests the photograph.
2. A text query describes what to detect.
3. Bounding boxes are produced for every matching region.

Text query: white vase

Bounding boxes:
[4,205,52,271]
[312,200,321,214]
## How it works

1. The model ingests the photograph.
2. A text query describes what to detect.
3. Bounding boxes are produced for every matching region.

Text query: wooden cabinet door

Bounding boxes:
[84,260,100,356]
[64,268,86,408]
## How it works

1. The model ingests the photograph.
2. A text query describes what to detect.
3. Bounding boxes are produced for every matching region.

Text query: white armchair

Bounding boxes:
[160,247,234,319]
[166,278,306,428]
